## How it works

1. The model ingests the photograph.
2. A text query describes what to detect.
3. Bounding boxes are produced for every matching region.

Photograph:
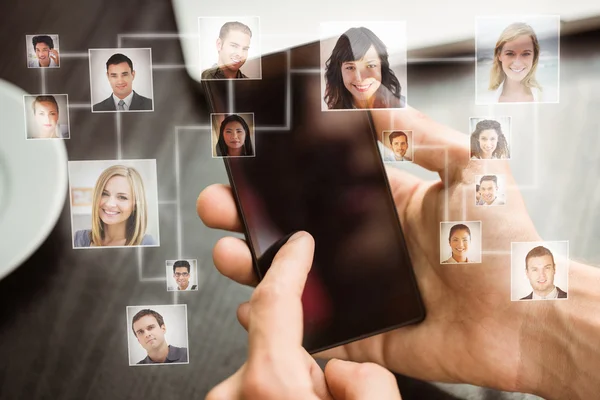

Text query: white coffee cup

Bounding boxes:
[0,79,68,280]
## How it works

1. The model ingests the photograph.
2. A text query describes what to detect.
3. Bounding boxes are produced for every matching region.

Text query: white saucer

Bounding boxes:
[0,79,68,280]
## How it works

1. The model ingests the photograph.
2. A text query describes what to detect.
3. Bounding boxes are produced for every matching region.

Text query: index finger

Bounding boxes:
[247,231,315,356]
[197,184,244,233]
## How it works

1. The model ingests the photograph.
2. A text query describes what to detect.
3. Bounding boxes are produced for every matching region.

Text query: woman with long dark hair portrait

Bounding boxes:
[324,27,405,110]
[215,114,255,157]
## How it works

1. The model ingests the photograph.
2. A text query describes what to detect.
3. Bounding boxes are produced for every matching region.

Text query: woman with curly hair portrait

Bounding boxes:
[470,119,510,160]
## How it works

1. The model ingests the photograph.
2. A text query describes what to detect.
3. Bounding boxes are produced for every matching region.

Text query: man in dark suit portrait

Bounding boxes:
[93,53,153,112]
[520,245,568,300]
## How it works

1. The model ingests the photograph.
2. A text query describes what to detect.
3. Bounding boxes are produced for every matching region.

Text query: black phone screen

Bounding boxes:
[203,41,425,353]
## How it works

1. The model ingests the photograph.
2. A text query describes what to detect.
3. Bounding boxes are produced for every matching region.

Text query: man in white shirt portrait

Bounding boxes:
[383,130,412,162]
[477,175,505,206]
[28,35,60,68]
[520,246,568,300]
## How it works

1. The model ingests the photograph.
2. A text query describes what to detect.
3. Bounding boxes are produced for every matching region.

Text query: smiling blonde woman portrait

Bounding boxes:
[73,165,155,247]
[489,22,542,103]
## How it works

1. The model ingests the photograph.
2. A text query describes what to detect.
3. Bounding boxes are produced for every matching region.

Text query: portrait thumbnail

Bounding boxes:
[440,221,482,264]
[89,48,154,112]
[381,130,413,162]
[211,113,255,158]
[126,304,189,366]
[469,117,511,160]
[26,34,60,68]
[320,21,407,111]
[198,16,262,80]
[68,159,160,248]
[23,94,70,139]
[475,174,506,206]
[511,241,569,301]
[475,15,560,104]
[166,259,199,291]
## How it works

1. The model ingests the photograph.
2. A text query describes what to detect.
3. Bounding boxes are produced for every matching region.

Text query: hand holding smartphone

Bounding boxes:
[202,40,425,353]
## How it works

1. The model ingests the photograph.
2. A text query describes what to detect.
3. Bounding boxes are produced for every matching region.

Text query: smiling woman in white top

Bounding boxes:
[442,224,472,264]
[73,165,155,247]
[488,22,542,103]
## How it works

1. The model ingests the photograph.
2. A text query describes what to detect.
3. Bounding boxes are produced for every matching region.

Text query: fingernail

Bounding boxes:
[288,231,306,242]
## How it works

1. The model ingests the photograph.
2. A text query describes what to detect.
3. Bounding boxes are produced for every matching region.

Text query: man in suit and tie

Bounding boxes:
[93,53,153,112]
[520,245,568,300]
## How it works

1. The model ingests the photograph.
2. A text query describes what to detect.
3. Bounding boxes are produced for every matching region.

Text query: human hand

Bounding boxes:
[197,106,541,394]
[49,49,59,66]
[205,231,401,400]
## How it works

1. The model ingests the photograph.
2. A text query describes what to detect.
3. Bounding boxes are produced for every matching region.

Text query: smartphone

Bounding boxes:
[202,40,425,353]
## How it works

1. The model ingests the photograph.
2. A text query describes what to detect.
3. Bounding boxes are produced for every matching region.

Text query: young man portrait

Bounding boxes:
[168,260,198,291]
[520,245,568,300]
[201,21,253,80]
[384,130,412,162]
[477,175,505,206]
[130,308,188,365]
[28,35,60,68]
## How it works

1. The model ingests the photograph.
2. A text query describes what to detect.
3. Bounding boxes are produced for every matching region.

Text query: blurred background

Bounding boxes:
[1,0,600,399]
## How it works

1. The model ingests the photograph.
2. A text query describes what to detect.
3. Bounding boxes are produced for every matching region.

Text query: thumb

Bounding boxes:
[325,359,402,400]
